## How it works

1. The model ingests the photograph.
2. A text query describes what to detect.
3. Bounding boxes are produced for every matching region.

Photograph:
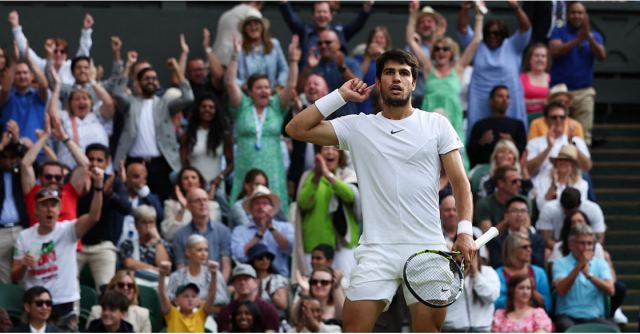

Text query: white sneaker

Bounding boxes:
[613,307,628,324]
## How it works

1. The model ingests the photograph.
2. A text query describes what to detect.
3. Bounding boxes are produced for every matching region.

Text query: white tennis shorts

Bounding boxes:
[346,243,447,311]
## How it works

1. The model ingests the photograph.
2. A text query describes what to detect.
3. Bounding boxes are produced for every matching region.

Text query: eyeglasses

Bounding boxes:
[510,178,522,185]
[318,40,333,45]
[117,282,135,290]
[54,49,66,55]
[549,115,566,121]
[519,244,532,250]
[433,46,450,52]
[141,76,158,82]
[309,279,332,287]
[43,174,63,182]
[33,300,53,307]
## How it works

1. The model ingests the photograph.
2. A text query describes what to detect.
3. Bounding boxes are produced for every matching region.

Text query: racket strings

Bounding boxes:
[405,252,463,306]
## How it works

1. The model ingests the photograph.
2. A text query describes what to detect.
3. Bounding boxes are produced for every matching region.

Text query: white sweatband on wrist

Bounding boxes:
[315,89,346,118]
[457,220,473,236]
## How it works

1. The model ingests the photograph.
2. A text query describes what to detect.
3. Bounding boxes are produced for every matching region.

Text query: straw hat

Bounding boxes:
[548,83,572,100]
[550,144,578,164]
[238,8,270,32]
[418,6,444,25]
[243,184,281,214]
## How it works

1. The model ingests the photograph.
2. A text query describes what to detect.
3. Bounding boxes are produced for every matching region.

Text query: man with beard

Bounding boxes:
[114,58,194,201]
[549,1,606,146]
[466,85,527,167]
[286,49,475,332]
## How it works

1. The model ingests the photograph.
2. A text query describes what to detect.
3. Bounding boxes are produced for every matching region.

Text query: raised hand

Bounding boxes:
[23,252,37,269]
[8,10,19,28]
[409,0,420,15]
[507,0,519,9]
[480,130,494,145]
[288,35,301,63]
[232,34,242,56]
[337,78,376,103]
[159,261,172,276]
[202,27,211,50]
[179,33,189,54]
[44,39,56,59]
[111,36,122,53]
[175,184,187,208]
[207,260,219,273]
[83,13,94,29]
[90,166,105,188]
[306,47,320,68]
[119,160,127,183]
[166,57,179,72]
[5,120,20,142]
[126,51,138,67]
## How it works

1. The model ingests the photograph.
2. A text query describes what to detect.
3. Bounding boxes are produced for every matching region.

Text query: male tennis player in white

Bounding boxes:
[286,49,475,332]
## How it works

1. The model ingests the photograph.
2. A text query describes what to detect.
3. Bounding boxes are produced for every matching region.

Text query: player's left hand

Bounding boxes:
[453,233,476,264]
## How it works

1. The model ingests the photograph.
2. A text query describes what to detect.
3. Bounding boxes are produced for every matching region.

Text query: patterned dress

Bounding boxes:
[230,93,288,212]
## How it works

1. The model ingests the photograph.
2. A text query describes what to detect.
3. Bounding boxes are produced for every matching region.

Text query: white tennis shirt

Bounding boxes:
[330,109,463,245]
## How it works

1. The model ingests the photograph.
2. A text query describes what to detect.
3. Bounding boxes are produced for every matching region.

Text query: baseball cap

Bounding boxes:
[231,264,257,282]
[175,283,199,296]
[35,188,60,203]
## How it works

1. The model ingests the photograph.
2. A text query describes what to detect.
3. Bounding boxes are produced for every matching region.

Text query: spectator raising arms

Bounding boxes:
[354,26,392,115]
[520,43,550,123]
[226,34,300,211]
[457,0,531,138]
[492,274,553,333]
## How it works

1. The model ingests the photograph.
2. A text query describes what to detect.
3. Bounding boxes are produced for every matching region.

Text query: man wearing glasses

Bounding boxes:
[475,166,529,234]
[526,101,591,185]
[11,286,61,333]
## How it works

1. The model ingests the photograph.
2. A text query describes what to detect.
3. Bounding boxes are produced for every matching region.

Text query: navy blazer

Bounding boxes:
[11,323,62,333]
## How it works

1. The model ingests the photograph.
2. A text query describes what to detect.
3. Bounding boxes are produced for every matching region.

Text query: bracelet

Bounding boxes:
[315,90,346,118]
[456,220,473,236]
[268,226,275,232]
[94,187,104,192]
[255,232,263,239]
[62,137,71,144]
[205,47,213,54]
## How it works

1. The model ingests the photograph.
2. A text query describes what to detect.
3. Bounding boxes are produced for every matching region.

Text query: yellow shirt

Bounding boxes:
[528,117,585,140]
[165,306,207,333]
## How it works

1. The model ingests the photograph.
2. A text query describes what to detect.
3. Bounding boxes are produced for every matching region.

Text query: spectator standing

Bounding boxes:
[11,286,61,333]
[114,58,194,202]
[212,2,263,66]
[520,43,550,124]
[216,264,281,332]
[527,84,585,141]
[226,36,300,211]
[495,233,553,313]
[86,270,151,333]
[297,146,360,278]
[457,0,531,138]
[11,168,104,330]
[467,85,527,168]
[553,223,616,331]
[183,28,225,101]
[0,47,48,145]
[232,185,294,277]
[172,188,231,281]
[9,10,93,86]
[161,167,222,242]
[278,1,372,67]
[549,1,606,145]
[407,0,483,160]
[491,274,553,333]
[354,26,391,115]
[237,9,289,91]
[0,138,28,283]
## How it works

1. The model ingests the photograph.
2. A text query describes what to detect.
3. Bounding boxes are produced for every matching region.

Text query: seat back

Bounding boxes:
[0,283,25,326]
[565,322,620,333]
[79,284,98,330]
[137,285,164,332]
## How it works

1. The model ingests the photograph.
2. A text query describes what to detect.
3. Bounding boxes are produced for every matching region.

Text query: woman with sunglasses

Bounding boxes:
[290,266,345,326]
[456,0,532,139]
[492,274,552,333]
[495,233,552,314]
[86,270,151,333]
[247,243,289,313]
[407,1,484,171]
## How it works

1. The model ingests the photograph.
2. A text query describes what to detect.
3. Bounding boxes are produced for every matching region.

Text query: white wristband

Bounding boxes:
[457,220,473,236]
[315,89,346,118]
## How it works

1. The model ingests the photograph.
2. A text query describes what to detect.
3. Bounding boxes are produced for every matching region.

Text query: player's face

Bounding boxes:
[514,278,533,304]
[378,61,415,108]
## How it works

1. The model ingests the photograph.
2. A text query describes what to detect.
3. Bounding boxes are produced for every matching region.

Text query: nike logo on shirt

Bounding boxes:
[390,129,404,135]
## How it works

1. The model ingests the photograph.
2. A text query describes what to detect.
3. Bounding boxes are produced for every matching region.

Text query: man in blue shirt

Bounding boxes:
[231,185,294,277]
[552,223,615,332]
[0,57,48,145]
[549,1,606,145]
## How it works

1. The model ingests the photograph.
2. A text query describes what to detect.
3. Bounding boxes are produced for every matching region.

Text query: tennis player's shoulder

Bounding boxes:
[413,109,449,123]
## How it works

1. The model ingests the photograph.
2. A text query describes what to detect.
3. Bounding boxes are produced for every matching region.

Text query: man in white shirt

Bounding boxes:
[286,49,475,332]
[11,167,104,331]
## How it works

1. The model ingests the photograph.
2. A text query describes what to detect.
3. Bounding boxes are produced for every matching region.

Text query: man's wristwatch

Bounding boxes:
[255,232,263,239]
[268,226,275,232]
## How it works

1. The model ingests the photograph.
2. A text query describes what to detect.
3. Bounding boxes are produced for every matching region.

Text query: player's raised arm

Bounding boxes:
[285,78,374,146]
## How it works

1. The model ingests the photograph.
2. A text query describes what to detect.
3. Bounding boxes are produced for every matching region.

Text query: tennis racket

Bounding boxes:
[403,227,499,308]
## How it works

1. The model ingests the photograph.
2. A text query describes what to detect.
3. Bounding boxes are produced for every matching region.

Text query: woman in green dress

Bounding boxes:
[226,35,300,212]
[406,1,484,171]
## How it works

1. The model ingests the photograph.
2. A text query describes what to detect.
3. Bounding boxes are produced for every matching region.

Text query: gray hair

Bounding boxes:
[185,234,208,249]
[568,223,594,241]
[133,205,157,222]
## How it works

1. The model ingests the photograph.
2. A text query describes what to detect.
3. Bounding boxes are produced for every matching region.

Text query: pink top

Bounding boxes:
[492,307,553,333]
[520,72,550,114]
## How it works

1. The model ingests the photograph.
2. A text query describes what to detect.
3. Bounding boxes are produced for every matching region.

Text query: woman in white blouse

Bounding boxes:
[534,144,588,210]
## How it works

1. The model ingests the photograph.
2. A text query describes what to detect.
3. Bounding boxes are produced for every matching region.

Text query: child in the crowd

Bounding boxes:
[159,260,219,333]
[86,290,134,333]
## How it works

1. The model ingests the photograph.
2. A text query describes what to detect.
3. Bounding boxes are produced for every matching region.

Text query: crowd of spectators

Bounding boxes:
[0,1,627,333]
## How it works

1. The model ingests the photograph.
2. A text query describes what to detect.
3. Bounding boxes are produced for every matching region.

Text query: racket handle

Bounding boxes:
[475,227,498,248]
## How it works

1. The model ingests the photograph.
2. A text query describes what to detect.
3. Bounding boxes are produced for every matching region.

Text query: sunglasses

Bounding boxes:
[519,244,532,250]
[510,178,522,185]
[433,46,450,52]
[33,299,53,307]
[117,282,135,290]
[254,254,272,261]
[54,49,66,54]
[318,40,333,45]
[310,279,332,287]
[549,115,566,121]
[43,174,63,182]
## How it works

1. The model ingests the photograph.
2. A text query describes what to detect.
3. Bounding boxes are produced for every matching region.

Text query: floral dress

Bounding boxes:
[230,93,288,212]
[492,307,552,333]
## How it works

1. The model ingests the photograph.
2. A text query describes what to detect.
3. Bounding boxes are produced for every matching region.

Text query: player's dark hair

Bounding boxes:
[489,85,509,100]
[312,244,335,261]
[375,49,419,82]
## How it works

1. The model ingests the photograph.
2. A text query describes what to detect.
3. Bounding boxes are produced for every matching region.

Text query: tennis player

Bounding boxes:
[286,49,475,332]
